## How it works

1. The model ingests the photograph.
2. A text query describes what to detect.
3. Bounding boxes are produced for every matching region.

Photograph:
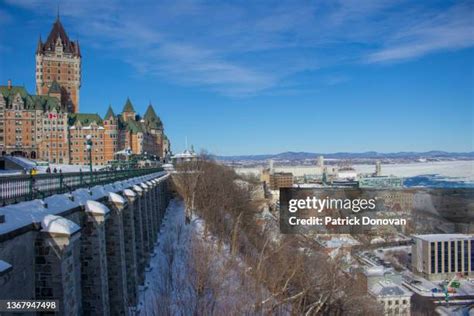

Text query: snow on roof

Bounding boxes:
[413,234,473,242]
[146,181,153,186]
[317,235,361,248]
[85,200,110,215]
[140,183,149,189]
[364,266,385,277]
[108,192,126,204]
[123,189,136,197]
[369,280,412,298]
[0,260,12,274]
[41,214,80,236]
[133,185,143,192]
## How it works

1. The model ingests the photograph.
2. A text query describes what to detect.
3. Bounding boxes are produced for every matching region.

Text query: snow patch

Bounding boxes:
[41,215,80,236]
[123,189,136,197]
[44,194,79,213]
[133,185,143,192]
[85,200,110,215]
[109,192,126,204]
[72,189,93,205]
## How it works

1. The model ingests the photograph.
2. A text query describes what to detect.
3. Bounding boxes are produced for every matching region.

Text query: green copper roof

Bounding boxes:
[123,119,144,133]
[144,104,163,129]
[0,85,61,111]
[104,105,115,120]
[69,113,103,126]
[122,98,135,113]
[0,85,29,100]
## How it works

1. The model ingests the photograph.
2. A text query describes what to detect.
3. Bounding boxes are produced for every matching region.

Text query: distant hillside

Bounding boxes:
[216,151,474,161]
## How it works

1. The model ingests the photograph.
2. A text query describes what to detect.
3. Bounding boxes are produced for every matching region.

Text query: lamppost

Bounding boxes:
[86,134,93,183]
[126,147,131,170]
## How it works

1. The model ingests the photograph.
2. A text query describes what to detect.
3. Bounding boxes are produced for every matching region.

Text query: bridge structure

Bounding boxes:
[0,170,172,315]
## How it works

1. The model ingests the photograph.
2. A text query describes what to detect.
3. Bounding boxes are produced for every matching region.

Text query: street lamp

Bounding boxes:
[86,134,93,183]
[126,147,131,170]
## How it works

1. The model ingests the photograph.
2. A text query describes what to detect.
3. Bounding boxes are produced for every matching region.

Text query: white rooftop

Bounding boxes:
[369,280,412,298]
[413,234,473,242]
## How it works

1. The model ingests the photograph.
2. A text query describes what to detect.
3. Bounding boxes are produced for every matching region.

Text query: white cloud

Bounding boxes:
[367,2,474,63]
[4,0,474,95]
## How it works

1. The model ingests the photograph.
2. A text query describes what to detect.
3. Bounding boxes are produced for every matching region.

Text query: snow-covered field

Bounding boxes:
[235,160,474,183]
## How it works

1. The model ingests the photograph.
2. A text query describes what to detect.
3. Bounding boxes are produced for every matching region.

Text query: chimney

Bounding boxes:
[7,79,12,90]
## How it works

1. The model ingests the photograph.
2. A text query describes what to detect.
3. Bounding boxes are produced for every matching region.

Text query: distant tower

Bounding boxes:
[375,160,382,176]
[36,15,81,112]
[317,155,324,168]
[322,167,328,185]
[269,159,274,174]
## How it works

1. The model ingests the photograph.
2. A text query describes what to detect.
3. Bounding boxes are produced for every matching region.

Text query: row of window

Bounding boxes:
[430,240,473,273]
[37,61,79,68]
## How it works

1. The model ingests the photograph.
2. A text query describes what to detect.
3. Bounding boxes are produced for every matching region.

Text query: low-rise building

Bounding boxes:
[261,168,294,190]
[369,280,412,316]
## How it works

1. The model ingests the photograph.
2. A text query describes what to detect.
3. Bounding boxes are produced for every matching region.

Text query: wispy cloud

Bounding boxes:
[4,0,474,95]
[367,2,474,63]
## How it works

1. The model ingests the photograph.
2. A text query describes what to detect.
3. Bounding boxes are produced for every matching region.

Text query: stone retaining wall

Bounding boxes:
[0,172,171,315]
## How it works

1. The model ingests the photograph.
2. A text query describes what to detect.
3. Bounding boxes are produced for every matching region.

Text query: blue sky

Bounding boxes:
[0,0,472,155]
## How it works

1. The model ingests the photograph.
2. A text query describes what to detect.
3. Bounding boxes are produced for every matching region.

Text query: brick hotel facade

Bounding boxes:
[0,16,170,165]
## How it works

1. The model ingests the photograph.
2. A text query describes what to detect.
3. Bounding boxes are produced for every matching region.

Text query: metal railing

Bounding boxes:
[0,167,164,206]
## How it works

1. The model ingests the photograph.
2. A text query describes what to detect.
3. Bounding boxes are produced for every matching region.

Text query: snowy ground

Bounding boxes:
[0,156,105,176]
[236,160,474,184]
[138,199,275,315]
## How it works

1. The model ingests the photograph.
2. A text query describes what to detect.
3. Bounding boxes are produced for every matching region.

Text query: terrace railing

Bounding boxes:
[0,167,164,206]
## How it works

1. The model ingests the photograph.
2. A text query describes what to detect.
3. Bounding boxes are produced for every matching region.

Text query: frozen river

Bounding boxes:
[235,160,474,185]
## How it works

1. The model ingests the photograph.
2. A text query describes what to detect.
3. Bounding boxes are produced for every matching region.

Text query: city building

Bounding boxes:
[412,234,473,281]
[359,176,404,189]
[172,147,198,164]
[0,81,67,160]
[261,168,294,190]
[368,280,412,316]
[0,16,170,165]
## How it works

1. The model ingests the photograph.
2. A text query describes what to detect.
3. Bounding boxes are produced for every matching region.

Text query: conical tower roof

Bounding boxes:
[41,16,80,56]
[104,105,115,120]
[144,103,162,129]
[122,97,135,113]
